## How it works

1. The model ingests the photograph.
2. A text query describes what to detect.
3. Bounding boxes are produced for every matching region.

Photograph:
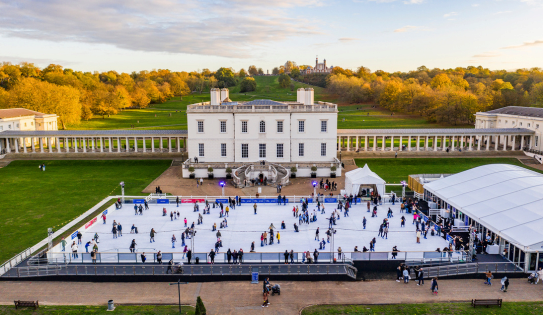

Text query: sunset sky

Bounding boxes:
[0,0,542,72]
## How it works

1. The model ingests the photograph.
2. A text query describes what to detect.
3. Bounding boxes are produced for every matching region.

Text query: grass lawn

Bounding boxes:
[68,76,463,130]
[354,157,542,185]
[302,302,543,315]
[0,305,194,314]
[0,160,171,264]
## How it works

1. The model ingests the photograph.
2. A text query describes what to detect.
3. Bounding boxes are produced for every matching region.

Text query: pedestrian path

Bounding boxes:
[0,279,540,315]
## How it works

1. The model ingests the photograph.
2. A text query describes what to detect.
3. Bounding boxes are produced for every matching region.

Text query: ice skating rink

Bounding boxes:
[55,200,451,262]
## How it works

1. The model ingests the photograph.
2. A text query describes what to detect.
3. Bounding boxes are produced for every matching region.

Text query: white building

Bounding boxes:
[0,108,58,153]
[186,88,337,164]
[475,106,543,150]
[302,57,333,75]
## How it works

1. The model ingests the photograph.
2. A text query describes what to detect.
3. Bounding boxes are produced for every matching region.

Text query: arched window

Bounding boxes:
[260,121,265,133]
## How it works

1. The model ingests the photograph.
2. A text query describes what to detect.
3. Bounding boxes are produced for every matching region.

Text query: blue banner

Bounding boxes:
[71,231,78,240]
[103,209,108,215]
[240,198,286,204]
[215,199,228,203]
[157,199,170,204]
[324,198,337,203]
[133,199,145,204]
[251,272,259,284]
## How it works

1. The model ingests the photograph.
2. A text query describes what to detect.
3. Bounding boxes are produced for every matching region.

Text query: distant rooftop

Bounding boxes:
[0,108,55,119]
[483,106,543,118]
[243,99,287,106]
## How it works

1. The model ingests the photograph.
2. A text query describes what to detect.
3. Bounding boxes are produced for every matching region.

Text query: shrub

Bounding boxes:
[188,166,195,173]
[195,296,206,315]
[239,77,257,92]
[207,167,213,173]
[330,166,337,172]
[225,167,232,174]
[290,166,297,173]
[311,166,318,172]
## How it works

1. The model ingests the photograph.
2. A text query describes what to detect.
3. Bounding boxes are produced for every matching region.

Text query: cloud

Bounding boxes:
[0,56,78,67]
[443,12,458,18]
[518,0,543,5]
[403,0,425,3]
[494,11,512,14]
[472,3,479,6]
[339,37,360,41]
[472,52,501,58]
[0,0,324,59]
[362,0,424,3]
[394,25,418,33]
[501,40,543,49]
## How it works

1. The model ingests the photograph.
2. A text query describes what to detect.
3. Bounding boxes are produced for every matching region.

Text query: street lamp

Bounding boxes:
[169,280,189,314]
[312,181,317,201]
[120,181,125,202]
[219,181,225,196]
[339,151,342,162]
[401,180,407,199]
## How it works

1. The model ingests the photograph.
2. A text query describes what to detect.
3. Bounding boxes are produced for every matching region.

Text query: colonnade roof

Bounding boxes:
[0,130,188,137]
[424,164,543,251]
[337,128,534,135]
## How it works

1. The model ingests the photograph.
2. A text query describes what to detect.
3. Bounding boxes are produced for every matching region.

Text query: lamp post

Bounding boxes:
[169,280,189,314]
[339,151,342,162]
[312,181,317,202]
[401,180,406,199]
[120,181,125,203]
[219,181,225,196]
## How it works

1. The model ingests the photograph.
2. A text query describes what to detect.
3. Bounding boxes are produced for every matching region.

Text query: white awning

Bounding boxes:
[344,164,386,196]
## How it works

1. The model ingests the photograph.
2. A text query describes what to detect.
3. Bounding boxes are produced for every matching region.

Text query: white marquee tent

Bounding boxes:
[344,164,386,197]
[424,164,543,252]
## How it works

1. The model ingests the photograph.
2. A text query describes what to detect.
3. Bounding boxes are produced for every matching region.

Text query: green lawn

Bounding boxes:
[68,76,462,130]
[0,305,194,315]
[302,302,543,315]
[0,160,171,264]
[354,158,541,184]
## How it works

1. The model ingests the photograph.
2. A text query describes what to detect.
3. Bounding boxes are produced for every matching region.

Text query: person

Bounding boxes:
[337,247,342,260]
[363,217,366,229]
[396,265,403,282]
[167,258,174,274]
[262,285,269,308]
[537,267,543,285]
[85,241,91,253]
[77,231,82,244]
[171,234,177,248]
[277,231,280,244]
[91,249,97,264]
[117,223,122,237]
[284,250,289,264]
[485,271,493,285]
[251,242,255,252]
[71,241,78,259]
[500,276,508,292]
[431,277,438,294]
[313,249,319,263]
[150,228,156,243]
[141,252,146,263]
[209,249,215,264]
[416,230,421,244]
[254,203,257,215]
[130,239,137,253]
[157,251,163,264]
[60,238,67,251]
[227,249,232,263]
[417,267,424,285]
[102,213,106,224]
[403,267,410,283]
[290,250,294,264]
[392,246,399,259]
[187,249,192,264]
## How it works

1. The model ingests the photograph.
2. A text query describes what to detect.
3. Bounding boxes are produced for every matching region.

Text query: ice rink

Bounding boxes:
[53,199,451,263]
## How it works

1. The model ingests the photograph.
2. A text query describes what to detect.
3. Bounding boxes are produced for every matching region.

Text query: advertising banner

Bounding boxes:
[84,217,97,230]
[157,199,170,204]
[133,199,145,204]
[181,198,205,203]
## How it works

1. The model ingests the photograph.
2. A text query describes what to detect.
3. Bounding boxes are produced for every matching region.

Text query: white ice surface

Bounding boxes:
[54,201,451,263]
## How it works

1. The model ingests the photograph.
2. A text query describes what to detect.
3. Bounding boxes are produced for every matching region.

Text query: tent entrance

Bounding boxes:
[357,184,376,197]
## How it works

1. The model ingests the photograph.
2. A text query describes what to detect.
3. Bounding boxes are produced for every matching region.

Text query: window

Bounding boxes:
[505,120,508,124]
[241,144,248,158]
[537,124,540,129]
[520,122,523,126]
[260,121,266,133]
[24,123,27,127]
[298,120,305,132]
[8,125,11,129]
[241,121,248,133]
[321,120,327,132]
[198,143,204,157]
[31,122,33,126]
[536,136,539,147]
[277,143,284,158]
[221,143,227,157]
[0,126,2,130]
[197,121,204,133]
[320,143,326,156]
[259,143,266,158]
[16,123,19,128]
[299,143,304,156]
[220,121,226,133]
[277,121,283,133]
[528,123,531,127]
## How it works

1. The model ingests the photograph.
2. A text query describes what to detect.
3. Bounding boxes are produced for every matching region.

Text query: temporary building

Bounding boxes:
[424,164,543,271]
[344,164,386,197]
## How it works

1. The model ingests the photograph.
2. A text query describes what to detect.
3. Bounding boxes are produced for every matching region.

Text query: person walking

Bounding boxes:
[484,271,493,285]
[416,230,421,244]
[363,217,367,229]
[187,249,192,264]
[157,251,163,264]
[91,249,97,264]
[150,228,156,243]
[60,238,67,251]
[403,268,409,284]
[254,203,257,215]
[209,249,215,264]
[130,239,137,253]
[284,250,289,264]
[277,231,280,244]
[431,277,438,294]
[417,267,424,285]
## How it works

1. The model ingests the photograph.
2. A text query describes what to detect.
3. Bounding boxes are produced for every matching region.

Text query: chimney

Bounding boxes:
[324,59,326,69]
[316,57,318,68]
[297,88,305,104]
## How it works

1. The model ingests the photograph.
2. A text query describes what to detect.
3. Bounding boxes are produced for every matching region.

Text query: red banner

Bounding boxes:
[85,217,97,229]
[181,198,205,203]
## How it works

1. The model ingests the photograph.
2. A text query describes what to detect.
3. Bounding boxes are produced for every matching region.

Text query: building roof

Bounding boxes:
[243,99,286,106]
[0,108,53,119]
[337,128,534,135]
[0,130,188,137]
[483,106,543,118]
[424,164,543,251]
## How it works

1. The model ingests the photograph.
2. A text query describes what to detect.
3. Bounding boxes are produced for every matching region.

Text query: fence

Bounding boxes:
[6,263,357,279]
[424,262,525,279]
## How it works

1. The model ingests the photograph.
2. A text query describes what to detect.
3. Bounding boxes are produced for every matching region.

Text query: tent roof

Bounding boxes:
[345,164,386,184]
[424,164,543,251]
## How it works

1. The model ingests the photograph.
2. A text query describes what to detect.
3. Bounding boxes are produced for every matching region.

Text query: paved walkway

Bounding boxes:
[0,279,541,314]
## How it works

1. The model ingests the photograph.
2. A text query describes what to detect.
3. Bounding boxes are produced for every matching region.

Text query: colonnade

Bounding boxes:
[337,133,533,152]
[0,135,188,154]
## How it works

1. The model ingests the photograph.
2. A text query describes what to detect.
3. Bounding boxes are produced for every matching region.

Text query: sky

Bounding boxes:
[0,0,542,73]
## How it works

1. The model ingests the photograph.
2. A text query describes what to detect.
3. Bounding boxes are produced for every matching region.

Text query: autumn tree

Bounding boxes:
[240,77,257,92]
[278,74,291,88]
[248,65,258,76]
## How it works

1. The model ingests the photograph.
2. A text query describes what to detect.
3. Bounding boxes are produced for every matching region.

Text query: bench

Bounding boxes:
[471,299,502,308]
[14,300,39,309]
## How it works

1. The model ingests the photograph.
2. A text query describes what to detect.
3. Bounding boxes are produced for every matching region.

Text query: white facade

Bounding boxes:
[475,106,543,150]
[0,108,58,152]
[186,89,338,163]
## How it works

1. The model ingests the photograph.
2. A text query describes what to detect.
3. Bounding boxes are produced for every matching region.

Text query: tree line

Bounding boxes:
[0,63,263,128]
[278,63,543,125]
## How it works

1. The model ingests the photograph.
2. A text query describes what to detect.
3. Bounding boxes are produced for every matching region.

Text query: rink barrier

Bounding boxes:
[127,195,371,205]
[44,250,468,265]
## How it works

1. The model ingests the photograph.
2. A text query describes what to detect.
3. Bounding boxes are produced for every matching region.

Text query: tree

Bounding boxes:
[195,296,206,315]
[214,67,237,87]
[430,73,452,90]
[239,68,247,78]
[290,68,301,79]
[272,67,280,75]
[239,77,257,92]
[131,87,151,108]
[278,74,291,88]
[531,82,543,106]
[257,68,264,75]
[248,65,258,76]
